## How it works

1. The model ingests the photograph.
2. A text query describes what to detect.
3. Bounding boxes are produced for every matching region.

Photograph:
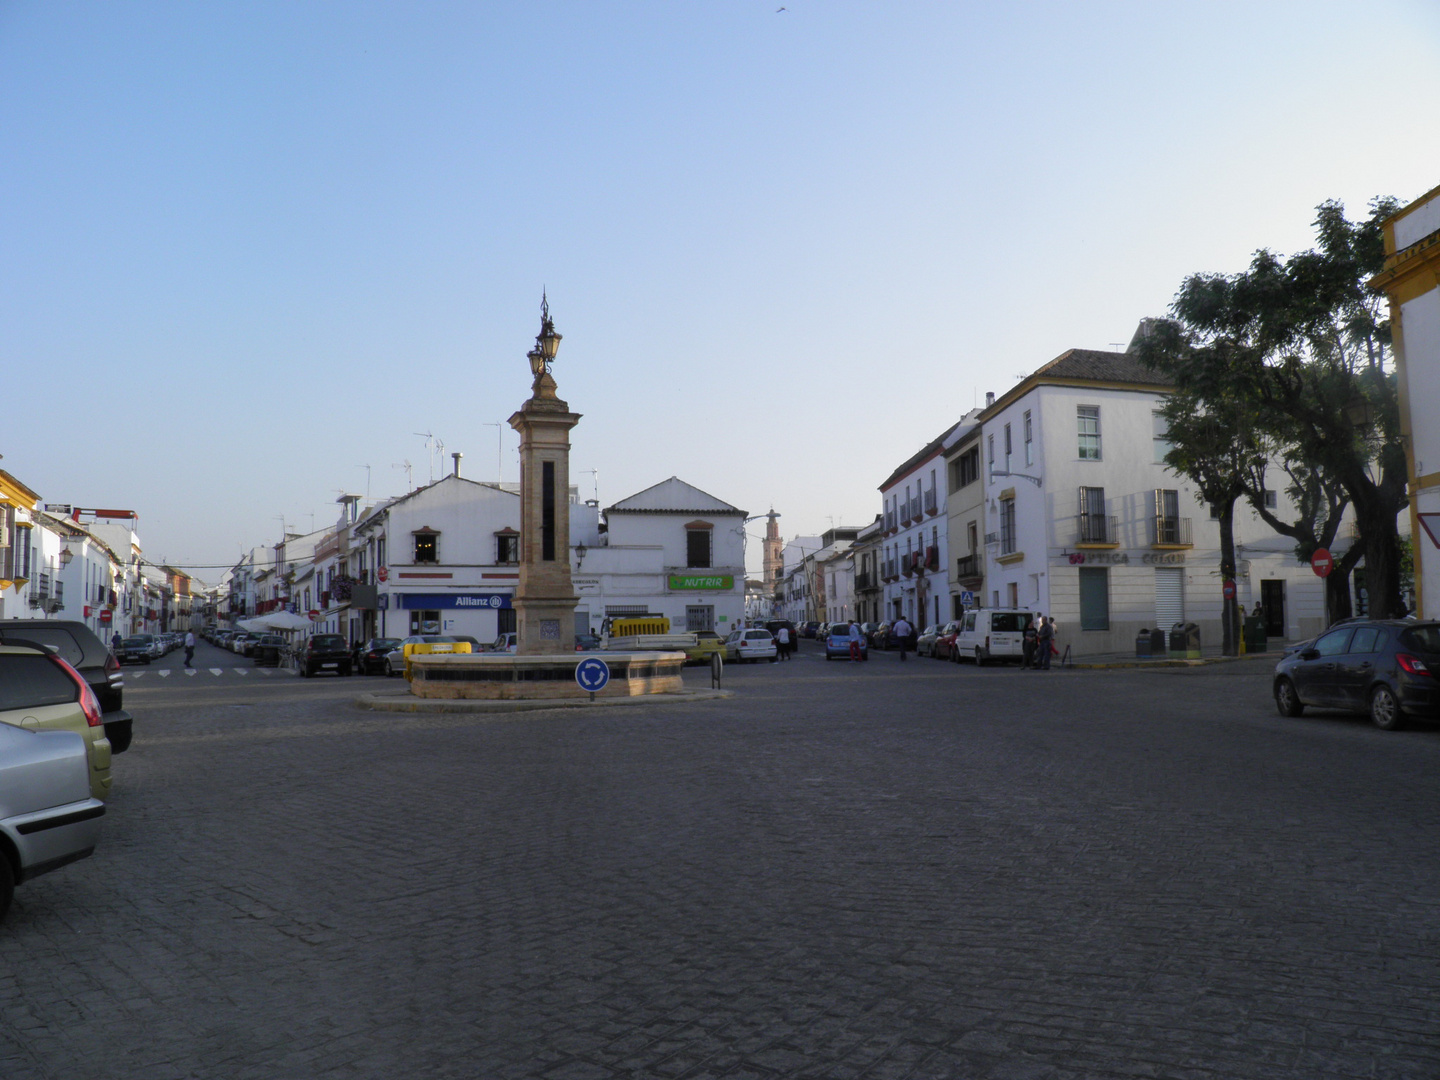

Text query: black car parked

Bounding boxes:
[1273,619,1440,730]
[358,637,402,675]
[0,619,134,753]
[299,633,353,677]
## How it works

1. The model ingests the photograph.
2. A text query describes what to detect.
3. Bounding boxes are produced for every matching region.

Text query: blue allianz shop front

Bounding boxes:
[383,592,515,640]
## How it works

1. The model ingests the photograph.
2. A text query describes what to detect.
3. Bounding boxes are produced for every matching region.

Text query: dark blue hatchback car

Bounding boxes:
[1273,620,1440,730]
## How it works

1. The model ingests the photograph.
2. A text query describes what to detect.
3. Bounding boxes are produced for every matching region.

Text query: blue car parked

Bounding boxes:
[824,625,868,661]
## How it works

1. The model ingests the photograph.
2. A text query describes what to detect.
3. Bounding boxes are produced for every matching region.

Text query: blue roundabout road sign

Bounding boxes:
[575,657,611,694]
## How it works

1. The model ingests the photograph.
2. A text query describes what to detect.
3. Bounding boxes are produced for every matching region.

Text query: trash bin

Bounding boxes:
[1168,622,1187,659]
[1149,627,1167,657]
[1180,621,1201,659]
[1135,630,1152,659]
[1244,614,1268,653]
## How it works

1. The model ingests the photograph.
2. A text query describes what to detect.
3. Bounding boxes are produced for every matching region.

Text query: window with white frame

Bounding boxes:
[1004,423,1012,472]
[1077,405,1101,460]
[1023,410,1033,466]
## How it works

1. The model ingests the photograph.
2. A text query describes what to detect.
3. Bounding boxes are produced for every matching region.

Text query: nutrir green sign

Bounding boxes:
[667,574,735,591]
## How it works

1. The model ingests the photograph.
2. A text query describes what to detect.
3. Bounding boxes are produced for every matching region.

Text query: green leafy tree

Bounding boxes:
[1149,378,1265,655]
[1138,198,1408,622]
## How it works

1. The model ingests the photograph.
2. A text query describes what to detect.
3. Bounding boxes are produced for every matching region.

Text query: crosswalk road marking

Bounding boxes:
[157,670,170,678]
[184,669,196,676]
[234,669,247,676]
[209,668,223,675]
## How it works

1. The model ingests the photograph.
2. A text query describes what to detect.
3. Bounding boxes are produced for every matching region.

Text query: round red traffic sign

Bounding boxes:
[1310,548,1333,578]
[1222,579,1236,600]
[308,609,320,619]
[377,566,389,582]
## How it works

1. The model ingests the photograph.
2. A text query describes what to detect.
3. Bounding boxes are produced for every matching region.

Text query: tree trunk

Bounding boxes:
[1349,487,1405,619]
[1217,499,1239,657]
[1326,544,1364,625]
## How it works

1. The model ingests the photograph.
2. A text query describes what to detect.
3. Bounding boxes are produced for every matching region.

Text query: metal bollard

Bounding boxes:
[710,650,723,689]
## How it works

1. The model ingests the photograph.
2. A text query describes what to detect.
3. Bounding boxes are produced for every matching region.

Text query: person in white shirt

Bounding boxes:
[847,620,865,662]
[892,616,913,661]
[775,624,791,660]
[184,630,196,669]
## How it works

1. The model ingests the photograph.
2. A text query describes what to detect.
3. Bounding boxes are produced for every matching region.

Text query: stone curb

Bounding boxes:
[355,688,734,714]
[1069,653,1278,670]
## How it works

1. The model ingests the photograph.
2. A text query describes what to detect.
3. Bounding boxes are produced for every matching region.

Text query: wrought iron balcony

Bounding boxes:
[924,490,938,515]
[1076,514,1119,546]
[1151,515,1192,547]
[955,554,982,582]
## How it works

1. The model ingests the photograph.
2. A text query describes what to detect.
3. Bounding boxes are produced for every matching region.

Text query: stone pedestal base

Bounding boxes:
[514,596,579,656]
[407,652,685,699]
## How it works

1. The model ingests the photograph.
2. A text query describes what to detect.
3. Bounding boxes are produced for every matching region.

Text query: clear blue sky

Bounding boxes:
[3,1,1437,578]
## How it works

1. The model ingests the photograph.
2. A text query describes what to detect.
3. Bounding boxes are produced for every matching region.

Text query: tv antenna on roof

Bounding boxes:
[393,460,413,491]
[413,432,436,485]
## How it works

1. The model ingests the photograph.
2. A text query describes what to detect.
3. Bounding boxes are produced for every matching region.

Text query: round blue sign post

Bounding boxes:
[575,657,611,701]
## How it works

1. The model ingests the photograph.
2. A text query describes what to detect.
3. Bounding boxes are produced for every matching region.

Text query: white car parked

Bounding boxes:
[724,629,778,663]
[952,608,1036,665]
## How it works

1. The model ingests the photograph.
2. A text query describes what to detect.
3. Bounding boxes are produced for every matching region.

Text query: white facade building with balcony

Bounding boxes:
[977,348,1334,657]
[879,425,960,629]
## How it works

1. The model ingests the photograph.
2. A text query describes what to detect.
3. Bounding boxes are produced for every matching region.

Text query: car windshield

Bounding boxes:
[312,635,345,647]
[423,636,457,643]
[124,636,152,645]
[1400,626,1440,653]
[374,639,401,649]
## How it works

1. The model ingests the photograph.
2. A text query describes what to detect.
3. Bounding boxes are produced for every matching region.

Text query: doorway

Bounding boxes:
[1261,580,1286,637]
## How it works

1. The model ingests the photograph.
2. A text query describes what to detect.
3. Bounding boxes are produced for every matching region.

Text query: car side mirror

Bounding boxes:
[1300,649,1320,661]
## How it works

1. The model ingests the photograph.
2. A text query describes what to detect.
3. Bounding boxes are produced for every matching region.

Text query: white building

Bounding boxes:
[977,347,1334,657]
[879,425,959,628]
[1373,183,1440,618]
[586,478,746,635]
[942,410,986,621]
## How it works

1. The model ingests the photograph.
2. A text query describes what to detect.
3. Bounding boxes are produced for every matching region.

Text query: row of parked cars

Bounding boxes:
[114,630,188,665]
[0,619,136,921]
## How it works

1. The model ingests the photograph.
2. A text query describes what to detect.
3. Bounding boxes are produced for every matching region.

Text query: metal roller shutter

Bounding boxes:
[1155,567,1184,627]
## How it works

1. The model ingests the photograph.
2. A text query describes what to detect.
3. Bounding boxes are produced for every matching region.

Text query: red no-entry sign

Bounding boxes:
[1311,548,1333,577]
[1222,579,1236,600]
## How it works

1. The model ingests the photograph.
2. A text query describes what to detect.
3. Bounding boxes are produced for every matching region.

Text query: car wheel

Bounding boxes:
[0,855,13,923]
[106,723,132,755]
[1370,685,1403,731]
[384,659,395,678]
[1274,678,1304,717]
[975,647,985,667]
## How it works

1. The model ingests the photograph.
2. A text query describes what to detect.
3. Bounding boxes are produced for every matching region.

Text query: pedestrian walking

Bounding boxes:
[775,624,791,660]
[111,631,123,654]
[1036,616,1053,670]
[893,616,913,661]
[183,629,196,668]
[848,619,864,662]
[1021,617,1038,669]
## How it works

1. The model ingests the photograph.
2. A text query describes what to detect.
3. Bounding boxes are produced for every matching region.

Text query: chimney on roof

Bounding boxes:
[452,452,463,478]
[985,391,995,408]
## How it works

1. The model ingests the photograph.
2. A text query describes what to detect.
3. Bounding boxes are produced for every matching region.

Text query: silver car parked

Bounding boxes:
[0,724,106,921]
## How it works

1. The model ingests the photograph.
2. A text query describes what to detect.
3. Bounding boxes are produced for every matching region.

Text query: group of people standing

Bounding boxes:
[1021,615,1057,670]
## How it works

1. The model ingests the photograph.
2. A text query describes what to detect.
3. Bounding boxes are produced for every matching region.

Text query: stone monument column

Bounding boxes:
[509,298,582,656]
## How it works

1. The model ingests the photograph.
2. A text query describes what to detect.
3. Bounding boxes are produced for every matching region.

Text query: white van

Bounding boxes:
[953,609,1035,665]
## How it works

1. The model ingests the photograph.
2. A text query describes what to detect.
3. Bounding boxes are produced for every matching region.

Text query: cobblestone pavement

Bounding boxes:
[3,640,1439,1079]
